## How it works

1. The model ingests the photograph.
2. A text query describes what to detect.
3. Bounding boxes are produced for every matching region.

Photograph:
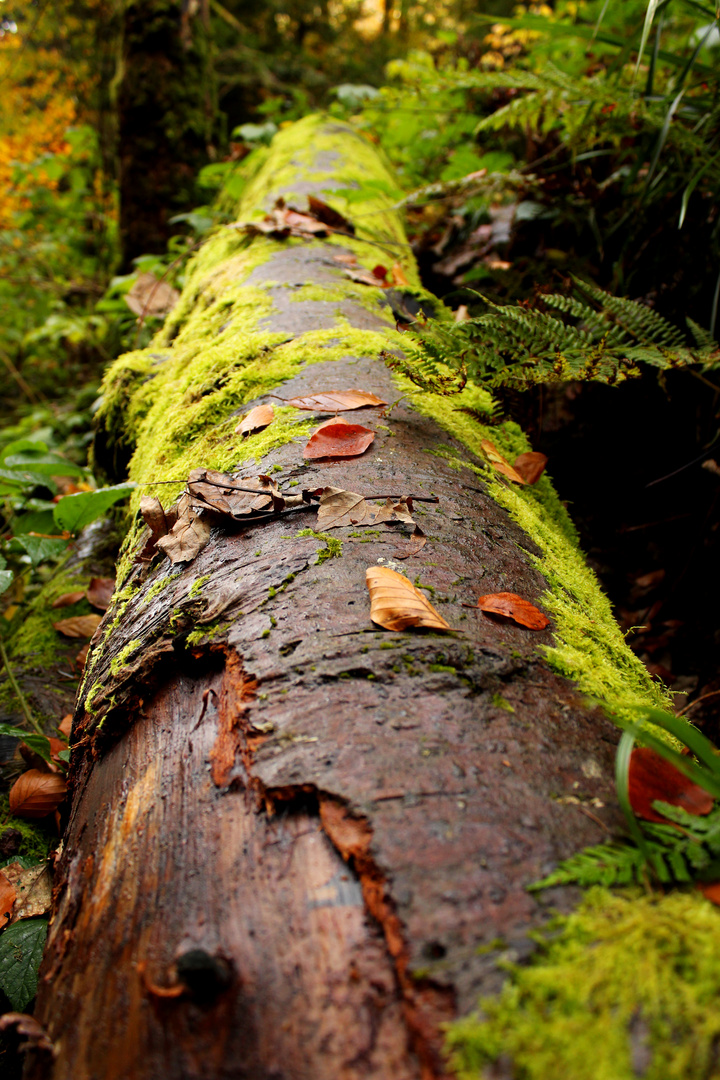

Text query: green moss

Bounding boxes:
[109,638,142,677]
[295,528,342,563]
[142,572,181,605]
[492,693,515,713]
[0,797,53,862]
[429,663,456,674]
[447,888,720,1080]
[185,620,224,646]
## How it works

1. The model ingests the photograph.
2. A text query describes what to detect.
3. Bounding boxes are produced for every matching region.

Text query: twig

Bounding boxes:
[0,635,44,735]
[675,689,720,718]
[0,348,44,404]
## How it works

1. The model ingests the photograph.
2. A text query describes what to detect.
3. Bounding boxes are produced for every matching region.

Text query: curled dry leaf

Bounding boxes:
[481,439,527,485]
[373,496,415,527]
[52,613,102,639]
[155,492,211,565]
[304,422,375,461]
[51,591,85,609]
[0,1012,56,1055]
[0,872,16,929]
[393,525,427,559]
[137,495,179,562]
[344,267,388,288]
[316,487,374,530]
[513,451,548,485]
[187,469,282,518]
[285,389,387,412]
[235,403,274,437]
[307,195,354,234]
[477,592,550,630]
[124,272,180,318]
[86,576,115,611]
[9,770,67,819]
[366,566,451,631]
[628,746,714,823]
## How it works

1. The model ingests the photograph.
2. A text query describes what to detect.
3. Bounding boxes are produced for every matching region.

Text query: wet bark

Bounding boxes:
[28,123,625,1079]
[117,0,217,267]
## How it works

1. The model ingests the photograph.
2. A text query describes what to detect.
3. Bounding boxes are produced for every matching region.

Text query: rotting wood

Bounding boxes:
[26,117,656,1079]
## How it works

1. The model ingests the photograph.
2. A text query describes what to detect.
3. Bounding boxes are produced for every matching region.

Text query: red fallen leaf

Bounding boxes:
[304,421,375,460]
[0,871,16,929]
[513,452,548,485]
[477,592,550,630]
[628,746,714,823]
[86,576,115,611]
[698,882,720,905]
[9,770,67,819]
[236,403,274,437]
[372,264,388,282]
[285,390,388,412]
[314,416,350,432]
[51,591,85,609]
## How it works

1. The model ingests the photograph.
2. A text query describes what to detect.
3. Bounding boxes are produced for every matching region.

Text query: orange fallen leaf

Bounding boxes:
[477,592,549,630]
[51,591,86,609]
[628,746,714,823]
[391,262,409,287]
[366,566,451,631]
[236,403,274,437]
[304,421,375,461]
[286,390,387,412]
[53,614,102,639]
[58,714,72,739]
[345,267,388,288]
[9,770,67,819]
[513,451,548,485]
[76,643,90,671]
[481,439,527,485]
[699,882,720,905]
[86,577,115,611]
[0,871,16,929]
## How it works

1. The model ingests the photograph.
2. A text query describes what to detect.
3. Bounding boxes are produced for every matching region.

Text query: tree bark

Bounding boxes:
[117,0,217,267]
[28,117,663,1079]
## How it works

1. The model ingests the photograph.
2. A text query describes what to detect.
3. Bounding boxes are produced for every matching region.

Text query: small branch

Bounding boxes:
[0,635,44,735]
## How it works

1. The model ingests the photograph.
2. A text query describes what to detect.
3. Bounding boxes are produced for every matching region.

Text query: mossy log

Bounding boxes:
[26,118,709,1080]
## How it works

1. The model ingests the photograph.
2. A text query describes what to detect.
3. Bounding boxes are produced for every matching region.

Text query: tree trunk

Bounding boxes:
[28,117,666,1079]
[117,0,217,267]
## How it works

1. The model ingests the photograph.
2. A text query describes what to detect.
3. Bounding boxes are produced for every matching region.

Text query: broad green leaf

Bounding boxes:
[0,725,52,762]
[0,439,49,463]
[0,919,48,1010]
[13,509,56,535]
[53,483,135,534]
[14,535,69,565]
[3,452,85,478]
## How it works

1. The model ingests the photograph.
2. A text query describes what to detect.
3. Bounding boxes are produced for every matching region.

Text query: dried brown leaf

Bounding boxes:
[344,267,388,288]
[307,195,354,234]
[304,422,375,461]
[0,871,16,929]
[9,770,67,819]
[187,470,281,518]
[513,451,548,485]
[57,714,72,739]
[86,576,115,611]
[51,591,85,609]
[373,496,415,526]
[629,746,714,823]
[391,262,410,287]
[10,863,52,922]
[316,487,374,530]
[481,439,527,485]
[286,389,388,412]
[124,273,180,318]
[477,592,549,630]
[366,566,451,631]
[52,614,102,639]
[393,526,427,559]
[75,643,89,671]
[137,495,179,562]
[235,403,274,437]
[155,493,211,565]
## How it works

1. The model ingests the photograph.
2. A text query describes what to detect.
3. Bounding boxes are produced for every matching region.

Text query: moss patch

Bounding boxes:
[0,796,54,862]
[295,528,342,563]
[447,887,720,1080]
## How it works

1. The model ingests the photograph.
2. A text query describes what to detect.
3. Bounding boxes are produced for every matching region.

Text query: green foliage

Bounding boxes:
[389,278,720,394]
[53,483,135,534]
[0,919,48,1011]
[0,725,52,764]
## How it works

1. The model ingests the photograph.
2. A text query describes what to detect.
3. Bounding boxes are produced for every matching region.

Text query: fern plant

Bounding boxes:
[387,278,720,395]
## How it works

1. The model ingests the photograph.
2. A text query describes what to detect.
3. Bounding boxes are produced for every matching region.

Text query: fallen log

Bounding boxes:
[28,116,671,1079]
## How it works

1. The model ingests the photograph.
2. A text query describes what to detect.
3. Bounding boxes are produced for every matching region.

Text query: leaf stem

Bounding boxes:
[0,635,44,735]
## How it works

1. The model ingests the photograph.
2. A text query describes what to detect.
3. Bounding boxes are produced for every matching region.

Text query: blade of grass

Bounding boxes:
[679,148,720,227]
[0,635,44,736]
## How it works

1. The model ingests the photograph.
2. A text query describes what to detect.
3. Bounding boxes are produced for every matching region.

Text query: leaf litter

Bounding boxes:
[284,390,387,412]
[477,592,550,630]
[304,420,375,460]
[235,403,274,437]
[231,195,355,241]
